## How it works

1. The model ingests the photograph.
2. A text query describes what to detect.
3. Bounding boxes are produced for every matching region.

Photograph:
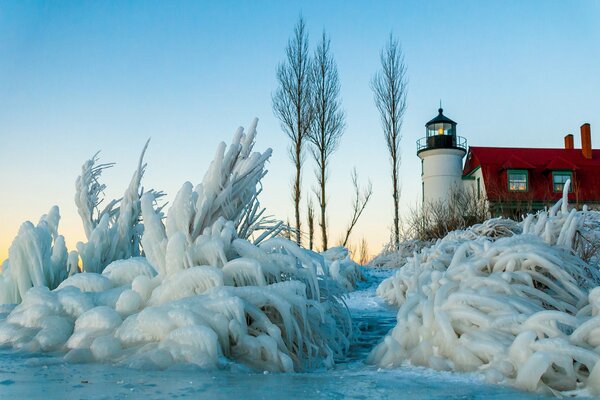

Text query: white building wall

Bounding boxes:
[419,148,466,204]
[463,167,486,201]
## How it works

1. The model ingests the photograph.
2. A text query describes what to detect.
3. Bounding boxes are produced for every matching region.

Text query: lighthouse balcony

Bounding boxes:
[417,135,467,154]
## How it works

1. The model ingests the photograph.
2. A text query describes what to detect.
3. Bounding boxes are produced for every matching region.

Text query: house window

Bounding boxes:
[552,171,573,193]
[476,177,481,199]
[508,170,528,192]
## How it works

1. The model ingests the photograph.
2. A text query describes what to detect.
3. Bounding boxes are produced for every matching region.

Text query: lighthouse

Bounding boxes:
[417,107,467,204]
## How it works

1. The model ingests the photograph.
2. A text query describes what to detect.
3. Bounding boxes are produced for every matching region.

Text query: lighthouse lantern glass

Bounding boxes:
[427,122,454,137]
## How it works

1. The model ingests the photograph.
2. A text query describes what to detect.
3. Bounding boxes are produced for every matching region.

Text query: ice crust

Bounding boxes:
[370,183,600,396]
[0,120,360,372]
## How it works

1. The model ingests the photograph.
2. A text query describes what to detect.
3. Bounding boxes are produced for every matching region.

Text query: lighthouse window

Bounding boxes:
[508,170,528,192]
[552,171,573,193]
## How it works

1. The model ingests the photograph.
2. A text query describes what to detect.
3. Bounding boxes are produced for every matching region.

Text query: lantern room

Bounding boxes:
[417,107,467,154]
[426,107,457,137]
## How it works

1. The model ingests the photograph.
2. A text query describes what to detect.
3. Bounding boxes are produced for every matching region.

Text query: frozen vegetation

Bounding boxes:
[2,120,600,398]
[369,239,433,270]
[0,268,545,400]
[370,183,600,396]
[0,120,361,373]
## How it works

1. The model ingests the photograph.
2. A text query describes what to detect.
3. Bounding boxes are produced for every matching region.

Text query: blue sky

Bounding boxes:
[1,1,599,261]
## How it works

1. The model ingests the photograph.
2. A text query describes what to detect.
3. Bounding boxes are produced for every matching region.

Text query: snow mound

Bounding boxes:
[370,185,600,396]
[0,120,352,372]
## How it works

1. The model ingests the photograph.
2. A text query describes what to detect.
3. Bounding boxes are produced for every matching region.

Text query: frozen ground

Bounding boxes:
[0,269,550,399]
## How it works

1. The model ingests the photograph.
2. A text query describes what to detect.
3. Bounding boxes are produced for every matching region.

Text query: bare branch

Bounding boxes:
[342,168,373,247]
[404,186,489,241]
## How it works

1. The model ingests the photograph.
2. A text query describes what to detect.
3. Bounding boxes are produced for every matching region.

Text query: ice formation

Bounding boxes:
[369,239,432,269]
[321,246,364,290]
[0,120,358,372]
[370,183,600,396]
[75,141,158,273]
[0,207,77,304]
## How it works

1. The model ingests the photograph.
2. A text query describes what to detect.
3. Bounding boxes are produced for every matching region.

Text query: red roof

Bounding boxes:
[500,155,535,170]
[544,156,579,171]
[463,147,600,203]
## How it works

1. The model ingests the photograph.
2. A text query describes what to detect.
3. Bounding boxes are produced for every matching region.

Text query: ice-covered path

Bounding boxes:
[0,268,549,399]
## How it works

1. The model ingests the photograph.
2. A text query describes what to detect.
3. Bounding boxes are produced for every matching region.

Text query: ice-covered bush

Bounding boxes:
[370,218,520,271]
[75,141,159,273]
[369,239,432,270]
[321,246,364,290]
[0,207,78,304]
[369,183,600,396]
[0,120,353,372]
[0,140,162,304]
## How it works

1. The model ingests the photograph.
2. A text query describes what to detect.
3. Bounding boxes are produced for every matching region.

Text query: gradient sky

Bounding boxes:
[1,0,599,263]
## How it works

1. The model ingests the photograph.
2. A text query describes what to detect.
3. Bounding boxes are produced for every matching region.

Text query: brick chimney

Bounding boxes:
[565,134,574,149]
[581,123,592,159]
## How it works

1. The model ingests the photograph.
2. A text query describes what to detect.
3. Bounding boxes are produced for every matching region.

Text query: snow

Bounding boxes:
[369,185,600,396]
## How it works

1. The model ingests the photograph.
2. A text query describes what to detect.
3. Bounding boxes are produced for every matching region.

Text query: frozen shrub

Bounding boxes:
[0,120,353,372]
[370,182,600,396]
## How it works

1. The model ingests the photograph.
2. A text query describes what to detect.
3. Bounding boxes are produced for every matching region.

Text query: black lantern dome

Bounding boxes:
[417,107,466,154]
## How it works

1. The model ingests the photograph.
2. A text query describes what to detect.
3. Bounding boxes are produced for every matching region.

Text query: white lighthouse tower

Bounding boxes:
[417,107,467,204]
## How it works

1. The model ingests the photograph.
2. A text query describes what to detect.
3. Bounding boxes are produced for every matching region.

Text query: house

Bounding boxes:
[417,108,600,217]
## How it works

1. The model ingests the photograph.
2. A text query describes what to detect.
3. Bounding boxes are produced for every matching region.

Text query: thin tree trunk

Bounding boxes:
[320,152,328,250]
[295,142,302,245]
[392,156,400,249]
[307,200,315,250]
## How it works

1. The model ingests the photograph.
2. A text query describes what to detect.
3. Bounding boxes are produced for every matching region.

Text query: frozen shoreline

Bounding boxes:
[0,268,548,399]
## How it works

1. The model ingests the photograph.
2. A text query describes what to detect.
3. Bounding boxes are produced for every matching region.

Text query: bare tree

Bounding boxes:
[342,168,373,247]
[308,31,345,252]
[371,34,407,250]
[307,199,315,250]
[272,16,314,245]
[358,237,370,266]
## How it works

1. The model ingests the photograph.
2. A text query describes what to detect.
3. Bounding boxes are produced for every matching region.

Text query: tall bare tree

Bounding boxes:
[371,34,408,250]
[308,31,345,251]
[272,16,314,245]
